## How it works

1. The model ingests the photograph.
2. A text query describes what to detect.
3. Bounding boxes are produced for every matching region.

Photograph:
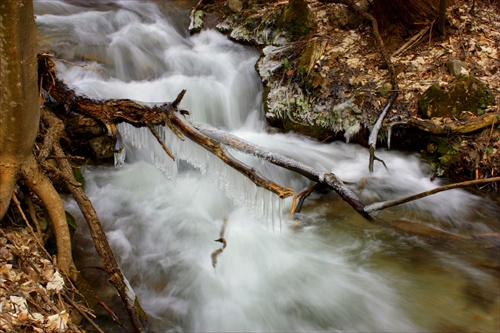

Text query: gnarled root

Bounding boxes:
[20,154,75,277]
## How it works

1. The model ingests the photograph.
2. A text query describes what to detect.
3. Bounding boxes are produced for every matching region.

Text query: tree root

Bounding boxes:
[42,110,148,333]
[20,154,74,277]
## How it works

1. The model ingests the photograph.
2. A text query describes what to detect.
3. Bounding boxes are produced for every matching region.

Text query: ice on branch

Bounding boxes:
[115,123,285,229]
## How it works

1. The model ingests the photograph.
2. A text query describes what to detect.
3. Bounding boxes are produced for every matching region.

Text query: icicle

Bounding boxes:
[114,150,126,168]
[116,123,286,228]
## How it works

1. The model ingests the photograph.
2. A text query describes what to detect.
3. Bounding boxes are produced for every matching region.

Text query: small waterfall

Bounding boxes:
[35,1,500,332]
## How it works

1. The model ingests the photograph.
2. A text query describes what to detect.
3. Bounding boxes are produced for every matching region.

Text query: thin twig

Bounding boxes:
[211,217,228,268]
[63,294,106,333]
[364,177,500,212]
[12,195,44,248]
[25,195,43,241]
[147,124,176,161]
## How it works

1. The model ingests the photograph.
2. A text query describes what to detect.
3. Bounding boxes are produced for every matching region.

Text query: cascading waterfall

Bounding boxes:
[35,1,499,332]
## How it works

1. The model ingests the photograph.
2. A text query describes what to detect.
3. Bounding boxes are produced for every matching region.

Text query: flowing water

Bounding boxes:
[35,1,500,332]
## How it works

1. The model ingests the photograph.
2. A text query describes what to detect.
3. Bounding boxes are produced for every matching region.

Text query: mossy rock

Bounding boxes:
[277,0,317,41]
[418,76,495,119]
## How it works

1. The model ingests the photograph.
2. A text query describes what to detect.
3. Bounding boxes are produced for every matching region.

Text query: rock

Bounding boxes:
[88,136,115,160]
[446,60,466,77]
[189,10,204,33]
[418,76,495,119]
[378,82,393,96]
[65,113,105,139]
[227,0,243,13]
[329,0,369,29]
[277,0,317,41]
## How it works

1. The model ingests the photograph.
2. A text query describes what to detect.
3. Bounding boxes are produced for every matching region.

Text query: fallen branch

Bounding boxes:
[392,26,430,57]
[364,176,500,213]
[189,120,371,220]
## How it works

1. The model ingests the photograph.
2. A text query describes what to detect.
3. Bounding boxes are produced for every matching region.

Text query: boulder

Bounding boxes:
[418,76,495,119]
[277,0,317,41]
[227,0,243,13]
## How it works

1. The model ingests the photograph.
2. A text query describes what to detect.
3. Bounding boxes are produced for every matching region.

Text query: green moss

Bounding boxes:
[298,43,314,71]
[418,76,495,118]
[418,84,447,118]
[378,82,393,97]
[72,167,86,191]
[277,0,316,41]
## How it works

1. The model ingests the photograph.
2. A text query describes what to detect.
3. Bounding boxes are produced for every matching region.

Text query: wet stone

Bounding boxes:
[446,60,466,77]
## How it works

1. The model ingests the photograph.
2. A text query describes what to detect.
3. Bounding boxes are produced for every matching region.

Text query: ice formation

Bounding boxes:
[115,123,284,229]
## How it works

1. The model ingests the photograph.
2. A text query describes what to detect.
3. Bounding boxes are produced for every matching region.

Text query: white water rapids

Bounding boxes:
[35,1,499,332]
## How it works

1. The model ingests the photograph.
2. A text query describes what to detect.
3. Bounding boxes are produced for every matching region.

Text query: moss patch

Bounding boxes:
[277,0,316,41]
[418,76,495,119]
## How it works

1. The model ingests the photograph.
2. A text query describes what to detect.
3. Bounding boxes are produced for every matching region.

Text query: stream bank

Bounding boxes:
[191,0,500,193]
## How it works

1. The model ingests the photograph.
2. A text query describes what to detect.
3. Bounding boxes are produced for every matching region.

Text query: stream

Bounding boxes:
[35,1,499,332]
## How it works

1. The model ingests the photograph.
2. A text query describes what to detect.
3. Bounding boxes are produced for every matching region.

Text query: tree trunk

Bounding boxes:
[373,0,439,31]
[437,0,447,35]
[0,0,40,218]
[0,0,77,278]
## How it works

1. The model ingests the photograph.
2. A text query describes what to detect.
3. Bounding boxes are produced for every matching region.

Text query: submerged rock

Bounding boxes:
[418,76,495,119]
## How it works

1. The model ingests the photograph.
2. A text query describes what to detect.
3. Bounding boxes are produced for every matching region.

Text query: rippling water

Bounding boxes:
[35,1,499,332]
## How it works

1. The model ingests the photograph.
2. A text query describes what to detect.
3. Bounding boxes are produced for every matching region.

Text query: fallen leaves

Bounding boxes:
[0,228,87,332]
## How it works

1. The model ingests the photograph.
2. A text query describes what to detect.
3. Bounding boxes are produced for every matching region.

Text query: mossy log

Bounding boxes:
[389,113,500,137]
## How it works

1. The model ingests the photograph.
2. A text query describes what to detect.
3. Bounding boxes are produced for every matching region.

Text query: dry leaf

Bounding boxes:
[46,271,64,292]
[46,310,69,331]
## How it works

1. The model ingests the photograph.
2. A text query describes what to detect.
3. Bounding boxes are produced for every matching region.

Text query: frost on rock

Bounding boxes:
[188,9,204,33]
[265,83,362,142]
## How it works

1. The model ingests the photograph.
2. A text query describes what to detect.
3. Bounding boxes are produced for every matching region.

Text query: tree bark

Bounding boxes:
[0,0,40,218]
[20,154,74,275]
[437,0,447,35]
[388,113,499,138]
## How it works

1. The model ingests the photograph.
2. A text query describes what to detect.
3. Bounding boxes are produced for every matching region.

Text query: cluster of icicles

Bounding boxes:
[114,123,284,230]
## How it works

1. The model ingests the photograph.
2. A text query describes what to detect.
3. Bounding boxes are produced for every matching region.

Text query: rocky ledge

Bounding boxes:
[188,0,499,190]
